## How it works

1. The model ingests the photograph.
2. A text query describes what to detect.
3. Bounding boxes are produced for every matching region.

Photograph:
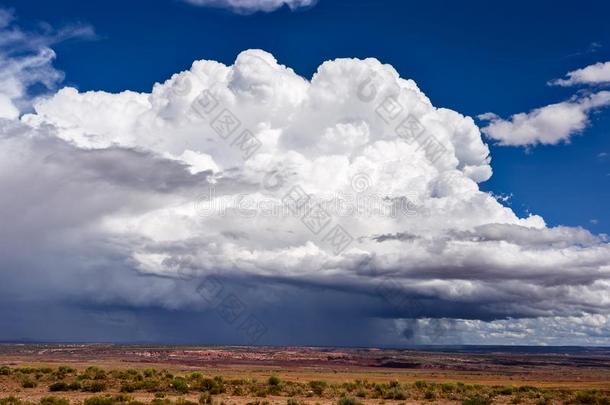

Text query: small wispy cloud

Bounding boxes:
[549,61,610,87]
[182,0,318,14]
[479,91,610,146]
[0,7,95,118]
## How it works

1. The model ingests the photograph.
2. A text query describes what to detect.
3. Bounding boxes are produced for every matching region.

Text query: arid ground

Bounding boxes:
[1,345,609,405]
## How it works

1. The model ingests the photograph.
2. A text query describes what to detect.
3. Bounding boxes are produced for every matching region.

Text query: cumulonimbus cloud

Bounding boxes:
[182,0,317,14]
[2,48,610,345]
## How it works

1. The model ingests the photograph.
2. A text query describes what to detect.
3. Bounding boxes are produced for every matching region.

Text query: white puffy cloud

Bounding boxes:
[550,61,610,87]
[2,49,610,344]
[479,91,610,146]
[183,0,317,14]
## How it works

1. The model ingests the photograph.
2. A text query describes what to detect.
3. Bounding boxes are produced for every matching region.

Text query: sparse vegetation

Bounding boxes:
[49,382,69,392]
[336,397,362,405]
[83,382,107,393]
[20,378,37,389]
[0,364,608,405]
[462,395,493,405]
[170,378,189,394]
[39,397,69,405]
[267,376,281,386]
[574,390,610,404]
[308,381,327,396]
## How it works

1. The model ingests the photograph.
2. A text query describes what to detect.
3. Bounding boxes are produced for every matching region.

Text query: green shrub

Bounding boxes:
[151,400,172,405]
[175,399,197,405]
[511,395,524,404]
[287,399,305,405]
[0,396,22,405]
[383,387,406,400]
[198,393,212,405]
[574,390,610,404]
[120,383,137,393]
[197,377,224,394]
[414,381,427,389]
[254,387,267,398]
[40,397,69,405]
[83,381,107,392]
[496,386,513,396]
[84,367,107,380]
[337,397,363,405]
[84,396,116,405]
[49,382,69,392]
[441,383,455,393]
[68,382,82,391]
[171,378,189,394]
[84,394,137,405]
[266,376,282,395]
[21,379,37,388]
[0,367,11,375]
[462,395,492,405]
[309,381,327,396]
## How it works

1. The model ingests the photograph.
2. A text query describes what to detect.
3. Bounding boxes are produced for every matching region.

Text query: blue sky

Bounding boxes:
[1,0,610,346]
[8,0,610,234]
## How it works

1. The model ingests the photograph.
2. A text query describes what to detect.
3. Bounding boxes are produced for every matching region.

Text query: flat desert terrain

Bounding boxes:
[0,345,609,405]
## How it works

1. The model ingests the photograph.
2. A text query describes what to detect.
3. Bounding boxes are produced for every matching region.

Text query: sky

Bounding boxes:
[0,0,609,346]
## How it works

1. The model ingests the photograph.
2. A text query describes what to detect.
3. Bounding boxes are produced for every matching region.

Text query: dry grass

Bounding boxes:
[0,364,609,405]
